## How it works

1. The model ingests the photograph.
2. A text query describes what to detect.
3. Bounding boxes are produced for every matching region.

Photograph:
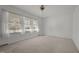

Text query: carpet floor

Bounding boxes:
[0,36,78,53]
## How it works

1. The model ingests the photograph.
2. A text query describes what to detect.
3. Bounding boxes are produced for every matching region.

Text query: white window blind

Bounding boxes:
[7,12,22,33]
[23,17,39,32]
[23,17,32,32]
[3,11,39,35]
[32,19,39,32]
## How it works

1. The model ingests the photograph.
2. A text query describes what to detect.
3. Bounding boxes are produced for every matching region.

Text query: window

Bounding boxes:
[23,17,32,32]
[5,11,39,34]
[32,19,39,32]
[7,12,22,33]
[23,17,39,32]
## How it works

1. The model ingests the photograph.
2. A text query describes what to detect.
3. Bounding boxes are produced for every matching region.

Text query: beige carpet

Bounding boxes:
[0,36,78,53]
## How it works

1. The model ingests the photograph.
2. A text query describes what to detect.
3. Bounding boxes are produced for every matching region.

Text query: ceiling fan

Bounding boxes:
[40,5,45,11]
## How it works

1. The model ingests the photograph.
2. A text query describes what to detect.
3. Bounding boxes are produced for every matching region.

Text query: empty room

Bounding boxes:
[0,5,79,53]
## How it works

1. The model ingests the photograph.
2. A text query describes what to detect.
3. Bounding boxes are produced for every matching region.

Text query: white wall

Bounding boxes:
[44,6,76,39]
[0,5,40,45]
[73,6,79,50]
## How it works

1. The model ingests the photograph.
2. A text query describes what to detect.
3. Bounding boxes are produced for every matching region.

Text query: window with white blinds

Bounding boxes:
[8,12,22,33]
[23,17,32,32]
[23,17,39,32]
[32,19,39,32]
[7,11,39,34]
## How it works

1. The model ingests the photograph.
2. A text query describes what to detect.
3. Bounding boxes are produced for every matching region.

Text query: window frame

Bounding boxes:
[7,12,23,34]
[2,10,39,36]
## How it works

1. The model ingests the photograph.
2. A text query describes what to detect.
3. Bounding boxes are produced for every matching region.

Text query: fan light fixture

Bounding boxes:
[40,5,45,11]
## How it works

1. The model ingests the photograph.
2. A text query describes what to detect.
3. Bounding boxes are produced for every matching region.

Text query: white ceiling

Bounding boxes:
[13,5,77,18]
